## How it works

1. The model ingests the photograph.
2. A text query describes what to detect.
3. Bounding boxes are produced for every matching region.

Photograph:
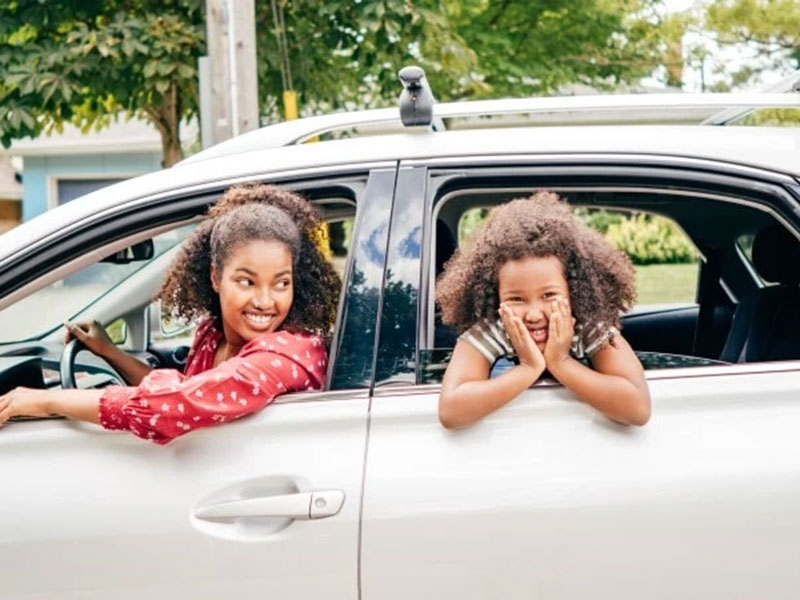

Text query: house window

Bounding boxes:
[56,178,127,205]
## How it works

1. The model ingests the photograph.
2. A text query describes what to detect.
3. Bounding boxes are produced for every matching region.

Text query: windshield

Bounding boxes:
[0,226,194,344]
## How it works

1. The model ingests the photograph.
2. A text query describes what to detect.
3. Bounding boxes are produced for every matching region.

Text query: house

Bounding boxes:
[0,158,22,233]
[5,118,197,222]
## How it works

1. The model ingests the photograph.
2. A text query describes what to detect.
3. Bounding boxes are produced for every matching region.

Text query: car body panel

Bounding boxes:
[0,393,368,599]
[2,101,800,599]
[362,368,800,600]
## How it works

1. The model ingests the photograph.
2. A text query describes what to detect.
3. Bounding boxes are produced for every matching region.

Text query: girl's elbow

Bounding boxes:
[627,392,652,426]
[438,405,463,430]
[627,404,651,426]
[438,396,470,430]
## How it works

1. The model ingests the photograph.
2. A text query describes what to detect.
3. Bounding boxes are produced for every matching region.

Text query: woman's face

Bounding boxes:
[211,239,294,349]
[498,255,571,351]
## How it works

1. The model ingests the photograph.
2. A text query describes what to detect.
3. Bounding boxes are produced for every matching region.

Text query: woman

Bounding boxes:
[0,185,341,444]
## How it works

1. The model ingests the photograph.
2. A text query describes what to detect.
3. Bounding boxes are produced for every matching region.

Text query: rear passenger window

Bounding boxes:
[577,208,700,308]
[457,206,701,308]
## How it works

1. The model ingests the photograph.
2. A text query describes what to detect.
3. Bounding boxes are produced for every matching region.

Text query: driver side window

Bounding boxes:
[0,225,195,345]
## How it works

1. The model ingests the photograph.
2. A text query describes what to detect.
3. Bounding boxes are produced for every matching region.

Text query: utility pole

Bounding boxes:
[202,0,259,147]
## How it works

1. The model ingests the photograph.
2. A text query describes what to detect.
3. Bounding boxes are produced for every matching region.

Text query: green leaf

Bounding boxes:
[143,60,158,78]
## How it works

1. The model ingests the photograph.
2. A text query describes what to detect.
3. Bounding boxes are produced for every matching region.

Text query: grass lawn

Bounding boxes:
[634,263,699,306]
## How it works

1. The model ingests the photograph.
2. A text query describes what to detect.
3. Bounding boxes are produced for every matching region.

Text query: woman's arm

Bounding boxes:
[65,321,152,385]
[439,305,546,429]
[0,387,104,426]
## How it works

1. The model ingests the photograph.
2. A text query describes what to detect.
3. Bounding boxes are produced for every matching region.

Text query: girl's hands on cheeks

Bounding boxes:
[543,297,575,366]
[499,303,545,377]
[0,387,51,426]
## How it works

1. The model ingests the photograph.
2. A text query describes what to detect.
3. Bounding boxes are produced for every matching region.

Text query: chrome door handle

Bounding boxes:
[194,490,344,521]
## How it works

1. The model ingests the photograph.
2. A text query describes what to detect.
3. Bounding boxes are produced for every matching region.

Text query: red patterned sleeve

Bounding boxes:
[98,331,327,445]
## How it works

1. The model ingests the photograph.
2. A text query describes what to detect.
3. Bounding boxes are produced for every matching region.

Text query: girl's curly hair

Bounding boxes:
[436,191,636,334]
[156,184,341,340]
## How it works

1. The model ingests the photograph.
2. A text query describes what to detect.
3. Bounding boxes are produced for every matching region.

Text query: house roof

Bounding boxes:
[4,118,198,157]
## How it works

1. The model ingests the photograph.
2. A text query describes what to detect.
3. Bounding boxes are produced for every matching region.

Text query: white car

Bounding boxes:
[2,76,800,599]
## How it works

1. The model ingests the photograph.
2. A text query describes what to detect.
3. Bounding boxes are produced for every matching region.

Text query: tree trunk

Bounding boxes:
[146,82,183,168]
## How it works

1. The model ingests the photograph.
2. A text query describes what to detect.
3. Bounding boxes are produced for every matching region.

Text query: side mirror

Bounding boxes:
[102,239,155,264]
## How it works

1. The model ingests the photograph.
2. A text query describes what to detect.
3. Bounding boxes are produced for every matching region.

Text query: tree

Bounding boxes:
[256,0,674,119]
[2,0,674,164]
[0,0,204,166]
[704,0,800,89]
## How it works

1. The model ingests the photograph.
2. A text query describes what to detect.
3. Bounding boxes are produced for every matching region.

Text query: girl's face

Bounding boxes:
[211,239,294,349]
[498,255,570,351]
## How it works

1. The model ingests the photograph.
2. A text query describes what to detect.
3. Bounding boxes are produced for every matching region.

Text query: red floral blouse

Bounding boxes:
[99,319,327,444]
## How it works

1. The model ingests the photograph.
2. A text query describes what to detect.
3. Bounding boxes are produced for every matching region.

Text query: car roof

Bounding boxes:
[3,124,800,265]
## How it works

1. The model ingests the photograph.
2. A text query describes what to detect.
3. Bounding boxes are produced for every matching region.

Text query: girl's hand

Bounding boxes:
[64,320,117,359]
[0,387,52,425]
[544,297,576,366]
[499,303,545,376]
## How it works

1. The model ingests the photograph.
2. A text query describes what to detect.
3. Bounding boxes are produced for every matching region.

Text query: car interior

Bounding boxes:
[423,185,800,381]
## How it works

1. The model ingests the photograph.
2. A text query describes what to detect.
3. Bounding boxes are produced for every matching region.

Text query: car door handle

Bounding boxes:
[194,490,345,522]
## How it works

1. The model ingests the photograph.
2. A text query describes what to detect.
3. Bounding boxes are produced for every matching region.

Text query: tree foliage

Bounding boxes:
[256,0,673,119]
[0,0,204,166]
[2,0,674,163]
[704,0,800,89]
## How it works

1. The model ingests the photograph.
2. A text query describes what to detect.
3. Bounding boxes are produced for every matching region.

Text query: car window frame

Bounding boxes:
[0,164,399,393]
[374,154,800,385]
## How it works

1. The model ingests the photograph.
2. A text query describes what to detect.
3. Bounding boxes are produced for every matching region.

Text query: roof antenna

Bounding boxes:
[398,66,435,127]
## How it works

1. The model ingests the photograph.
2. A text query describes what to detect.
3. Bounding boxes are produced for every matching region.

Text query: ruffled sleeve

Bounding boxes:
[99,331,327,445]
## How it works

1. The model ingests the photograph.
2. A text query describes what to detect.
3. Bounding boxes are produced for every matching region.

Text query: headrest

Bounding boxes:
[436,220,457,275]
[752,224,800,285]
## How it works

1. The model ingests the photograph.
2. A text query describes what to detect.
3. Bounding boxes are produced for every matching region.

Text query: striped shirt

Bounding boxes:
[461,318,618,364]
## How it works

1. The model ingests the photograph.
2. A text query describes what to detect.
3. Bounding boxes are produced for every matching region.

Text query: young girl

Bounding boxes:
[0,184,341,444]
[436,191,650,429]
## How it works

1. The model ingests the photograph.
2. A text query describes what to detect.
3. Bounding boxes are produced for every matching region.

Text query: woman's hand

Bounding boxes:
[0,387,52,425]
[499,303,545,376]
[544,298,575,367]
[64,320,117,359]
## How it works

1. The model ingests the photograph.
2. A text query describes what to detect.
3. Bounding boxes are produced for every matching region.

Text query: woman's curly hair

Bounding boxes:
[156,184,341,341]
[436,191,636,334]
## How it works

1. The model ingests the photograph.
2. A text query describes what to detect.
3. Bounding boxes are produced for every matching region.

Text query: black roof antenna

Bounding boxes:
[398,65,435,127]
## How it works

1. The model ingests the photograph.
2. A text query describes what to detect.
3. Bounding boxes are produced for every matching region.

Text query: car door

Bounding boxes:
[360,159,800,600]
[0,166,397,599]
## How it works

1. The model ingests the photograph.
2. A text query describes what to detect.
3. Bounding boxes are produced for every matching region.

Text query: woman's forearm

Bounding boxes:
[102,346,153,385]
[46,390,105,423]
[439,364,543,429]
[548,357,650,425]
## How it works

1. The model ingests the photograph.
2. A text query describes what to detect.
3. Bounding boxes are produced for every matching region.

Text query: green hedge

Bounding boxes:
[458,207,698,266]
[605,213,698,265]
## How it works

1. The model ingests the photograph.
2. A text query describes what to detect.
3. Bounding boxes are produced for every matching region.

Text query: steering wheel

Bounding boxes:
[59,339,125,389]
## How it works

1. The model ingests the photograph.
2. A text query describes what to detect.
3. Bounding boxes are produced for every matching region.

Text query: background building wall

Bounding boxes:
[21,152,161,221]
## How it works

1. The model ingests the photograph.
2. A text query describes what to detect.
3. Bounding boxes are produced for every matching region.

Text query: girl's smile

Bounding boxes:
[498,255,570,351]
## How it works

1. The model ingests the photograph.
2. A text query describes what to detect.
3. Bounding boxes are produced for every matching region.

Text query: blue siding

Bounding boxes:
[22,152,161,221]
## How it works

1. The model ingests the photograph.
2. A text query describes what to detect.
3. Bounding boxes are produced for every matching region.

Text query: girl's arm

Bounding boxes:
[439,305,546,429]
[0,388,104,426]
[545,300,650,426]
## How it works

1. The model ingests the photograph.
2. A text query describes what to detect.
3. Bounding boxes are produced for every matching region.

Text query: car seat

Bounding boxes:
[433,220,459,348]
[719,223,800,363]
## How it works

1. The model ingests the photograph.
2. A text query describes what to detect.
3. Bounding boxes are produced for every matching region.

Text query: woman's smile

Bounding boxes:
[243,311,277,330]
